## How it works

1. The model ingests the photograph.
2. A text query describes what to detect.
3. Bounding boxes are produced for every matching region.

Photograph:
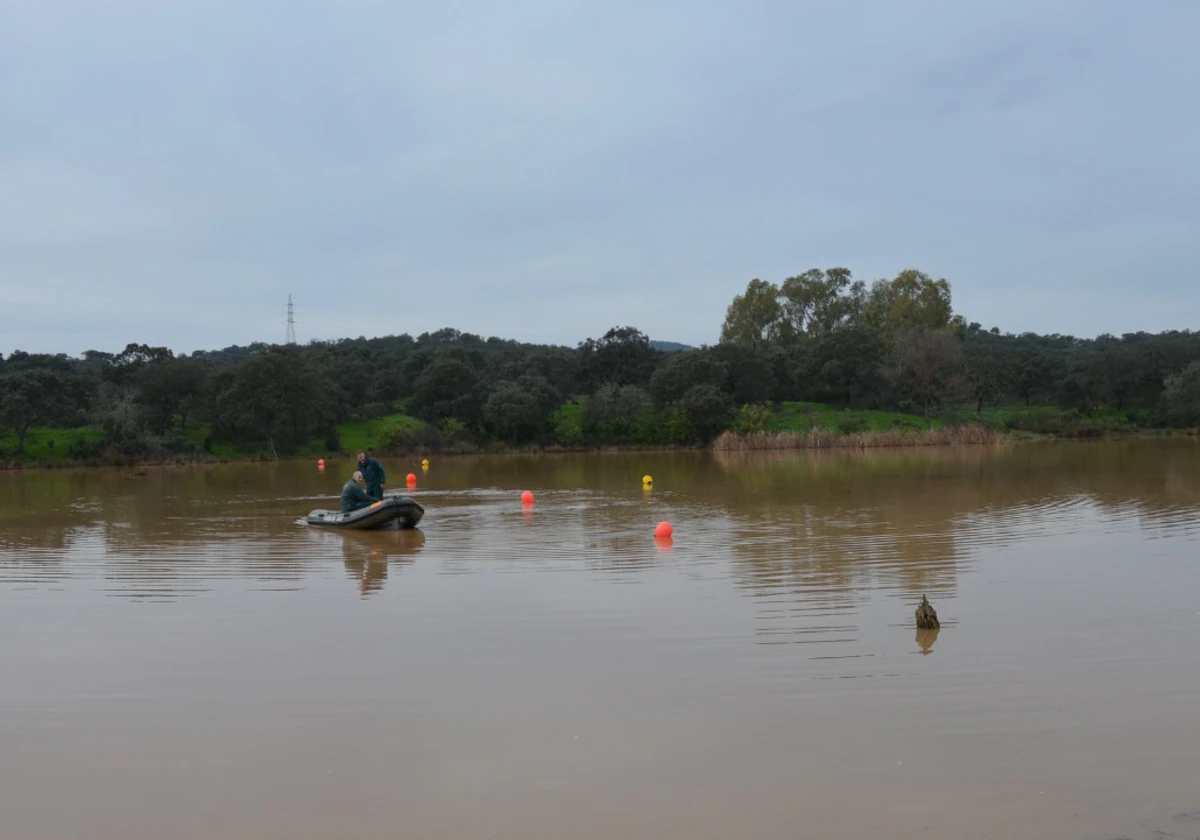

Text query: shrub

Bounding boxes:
[837,415,868,434]
[733,403,772,434]
[380,423,444,453]
[66,436,102,460]
[323,426,341,451]
[160,428,191,454]
[681,384,733,443]
[554,412,584,446]
[439,418,468,441]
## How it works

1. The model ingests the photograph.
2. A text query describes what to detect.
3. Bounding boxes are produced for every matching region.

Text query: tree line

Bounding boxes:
[3,267,1200,459]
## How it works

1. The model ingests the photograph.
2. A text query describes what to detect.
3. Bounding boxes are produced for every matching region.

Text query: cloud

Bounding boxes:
[2,0,1198,355]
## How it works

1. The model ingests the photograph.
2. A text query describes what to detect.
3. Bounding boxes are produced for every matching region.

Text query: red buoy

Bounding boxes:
[521,491,534,506]
[406,473,417,485]
[655,521,673,539]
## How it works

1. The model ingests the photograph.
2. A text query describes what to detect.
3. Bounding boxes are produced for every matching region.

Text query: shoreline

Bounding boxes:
[3,427,1197,472]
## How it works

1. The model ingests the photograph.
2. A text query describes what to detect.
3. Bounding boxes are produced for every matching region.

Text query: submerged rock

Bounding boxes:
[915,594,940,630]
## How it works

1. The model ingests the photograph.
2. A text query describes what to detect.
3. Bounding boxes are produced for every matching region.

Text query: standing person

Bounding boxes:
[357,451,387,500]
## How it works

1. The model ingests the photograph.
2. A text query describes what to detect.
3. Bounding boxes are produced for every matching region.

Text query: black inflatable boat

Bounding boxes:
[305,495,425,530]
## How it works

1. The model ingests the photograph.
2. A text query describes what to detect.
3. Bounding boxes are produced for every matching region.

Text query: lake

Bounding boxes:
[2,442,1199,840]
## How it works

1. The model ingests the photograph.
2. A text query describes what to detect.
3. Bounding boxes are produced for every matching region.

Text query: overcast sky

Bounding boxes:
[2,0,1197,356]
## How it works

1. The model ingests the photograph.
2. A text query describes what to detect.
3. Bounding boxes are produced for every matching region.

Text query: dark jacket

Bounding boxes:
[341,478,375,513]
[358,457,386,498]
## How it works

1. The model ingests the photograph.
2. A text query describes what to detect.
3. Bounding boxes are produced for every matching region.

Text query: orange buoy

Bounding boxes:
[406,473,417,485]
[521,491,534,505]
[655,521,673,539]
[318,458,325,467]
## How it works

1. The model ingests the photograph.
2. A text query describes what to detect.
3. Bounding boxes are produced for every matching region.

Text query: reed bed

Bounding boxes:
[712,425,1004,451]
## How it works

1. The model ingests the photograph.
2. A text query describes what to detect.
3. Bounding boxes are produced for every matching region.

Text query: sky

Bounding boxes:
[2,0,1198,356]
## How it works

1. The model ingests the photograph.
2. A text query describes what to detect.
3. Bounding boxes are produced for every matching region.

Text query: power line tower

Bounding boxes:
[286,294,297,345]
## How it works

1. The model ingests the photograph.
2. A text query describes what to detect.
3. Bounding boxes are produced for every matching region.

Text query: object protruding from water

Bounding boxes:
[642,474,653,487]
[655,521,673,539]
[915,594,940,630]
[406,473,417,486]
[521,490,534,506]
[421,459,430,470]
[318,458,325,470]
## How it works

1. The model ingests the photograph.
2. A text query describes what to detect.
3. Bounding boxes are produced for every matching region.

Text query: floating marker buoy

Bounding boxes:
[421,459,430,469]
[655,521,673,539]
[406,473,417,485]
[317,458,325,469]
[521,491,534,506]
[642,474,653,486]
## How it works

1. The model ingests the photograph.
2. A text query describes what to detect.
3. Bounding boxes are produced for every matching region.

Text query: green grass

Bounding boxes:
[767,402,937,434]
[2,410,428,465]
[0,426,104,460]
[551,401,584,445]
[338,412,427,454]
[970,403,1147,437]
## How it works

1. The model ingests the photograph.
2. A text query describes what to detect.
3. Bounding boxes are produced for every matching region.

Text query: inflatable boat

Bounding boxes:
[305,495,425,530]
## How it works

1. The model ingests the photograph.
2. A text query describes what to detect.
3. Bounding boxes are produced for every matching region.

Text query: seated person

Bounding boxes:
[341,471,376,513]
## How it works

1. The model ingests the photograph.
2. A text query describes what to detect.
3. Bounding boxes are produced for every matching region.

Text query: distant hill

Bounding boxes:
[650,340,694,353]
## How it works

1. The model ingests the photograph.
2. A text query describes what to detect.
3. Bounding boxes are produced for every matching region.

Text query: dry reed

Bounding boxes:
[712,425,1003,451]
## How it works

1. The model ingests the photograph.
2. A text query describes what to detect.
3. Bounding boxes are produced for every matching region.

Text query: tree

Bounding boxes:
[408,353,485,426]
[1014,345,1061,407]
[577,327,660,391]
[219,347,334,455]
[680,384,733,443]
[581,383,652,441]
[963,331,1015,419]
[483,374,561,442]
[104,343,175,384]
[710,344,778,405]
[863,270,959,336]
[0,371,73,454]
[890,328,966,421]
[719,279,784,348]
[1081,335,1139,411]
[778,268,864,340]
[806,326,889,406]
[648,350,728,405]
[135,357,208,433]
[1161,361,1200,426]
[482,384,539,442]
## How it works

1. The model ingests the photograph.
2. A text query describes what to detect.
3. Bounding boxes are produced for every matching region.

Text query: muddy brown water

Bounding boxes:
[2,442,1200,840]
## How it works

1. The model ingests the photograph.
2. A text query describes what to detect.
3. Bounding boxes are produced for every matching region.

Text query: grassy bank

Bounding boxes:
[765,402,941,434]
[3,402,1192,470]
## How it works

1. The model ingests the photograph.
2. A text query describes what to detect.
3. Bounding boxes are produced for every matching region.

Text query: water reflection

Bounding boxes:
[335,528,425,597]
[1,441,1199,608]
[4,444,1200,840]
[915,627,939,655]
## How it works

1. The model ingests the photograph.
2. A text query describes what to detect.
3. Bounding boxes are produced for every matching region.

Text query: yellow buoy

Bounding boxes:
[642,474,653,486]
[421,458,430,469]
